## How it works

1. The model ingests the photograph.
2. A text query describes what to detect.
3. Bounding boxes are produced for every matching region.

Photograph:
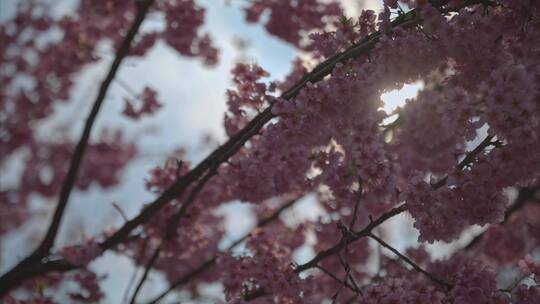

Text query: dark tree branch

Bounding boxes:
[368,233,453,290]
[147,258,216,304]
[98,110,273,254]
[457,135,496,170]
[253,211,395,300]
[0,0,156,295]
[113,202,129,223]
[322,252,363,303]
[166,166,219,239]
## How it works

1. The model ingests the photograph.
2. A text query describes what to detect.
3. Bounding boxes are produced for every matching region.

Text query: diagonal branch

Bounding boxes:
[456,135,496,170]
[294,204,408,273]
[318,253,362,303]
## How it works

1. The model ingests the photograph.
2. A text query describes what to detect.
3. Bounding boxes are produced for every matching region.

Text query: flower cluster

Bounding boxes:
[220,253,311,302]
[224,63,273,136]
[59,239,102,267]
[359,278,445,304]
[68,270,104,302]
[122,87,162,120]
[159,0,218,65]
[244,0,342,47]
[519,255,540,281]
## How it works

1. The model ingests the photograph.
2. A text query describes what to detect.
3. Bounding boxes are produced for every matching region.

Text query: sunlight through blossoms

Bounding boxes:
[380,82,424,114]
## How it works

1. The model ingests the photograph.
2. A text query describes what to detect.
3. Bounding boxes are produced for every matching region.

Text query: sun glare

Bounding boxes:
[380,81,424,114]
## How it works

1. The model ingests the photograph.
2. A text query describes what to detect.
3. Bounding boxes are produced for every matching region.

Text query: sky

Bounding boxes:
[0,0,445,302]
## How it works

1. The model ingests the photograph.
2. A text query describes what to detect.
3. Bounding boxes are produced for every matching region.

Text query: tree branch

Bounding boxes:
[35,0,156,258]
[294,204,408,273]
[337,254,362,295]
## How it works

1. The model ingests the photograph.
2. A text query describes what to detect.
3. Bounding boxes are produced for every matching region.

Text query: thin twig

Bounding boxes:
[337,254,362,294]
[316,265,360,296]
[113,202,129,222]
[368,233,453,290]
[116,77,140,98]
[129,245,162,304]
[122,238,149,304]
[130,166,218,304]
[166,167,219,239]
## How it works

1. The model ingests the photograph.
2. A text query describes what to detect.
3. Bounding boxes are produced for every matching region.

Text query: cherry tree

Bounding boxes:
[1,0,539,303]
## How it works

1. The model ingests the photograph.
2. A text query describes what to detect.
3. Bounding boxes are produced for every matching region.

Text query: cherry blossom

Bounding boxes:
[1,0,540,302]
